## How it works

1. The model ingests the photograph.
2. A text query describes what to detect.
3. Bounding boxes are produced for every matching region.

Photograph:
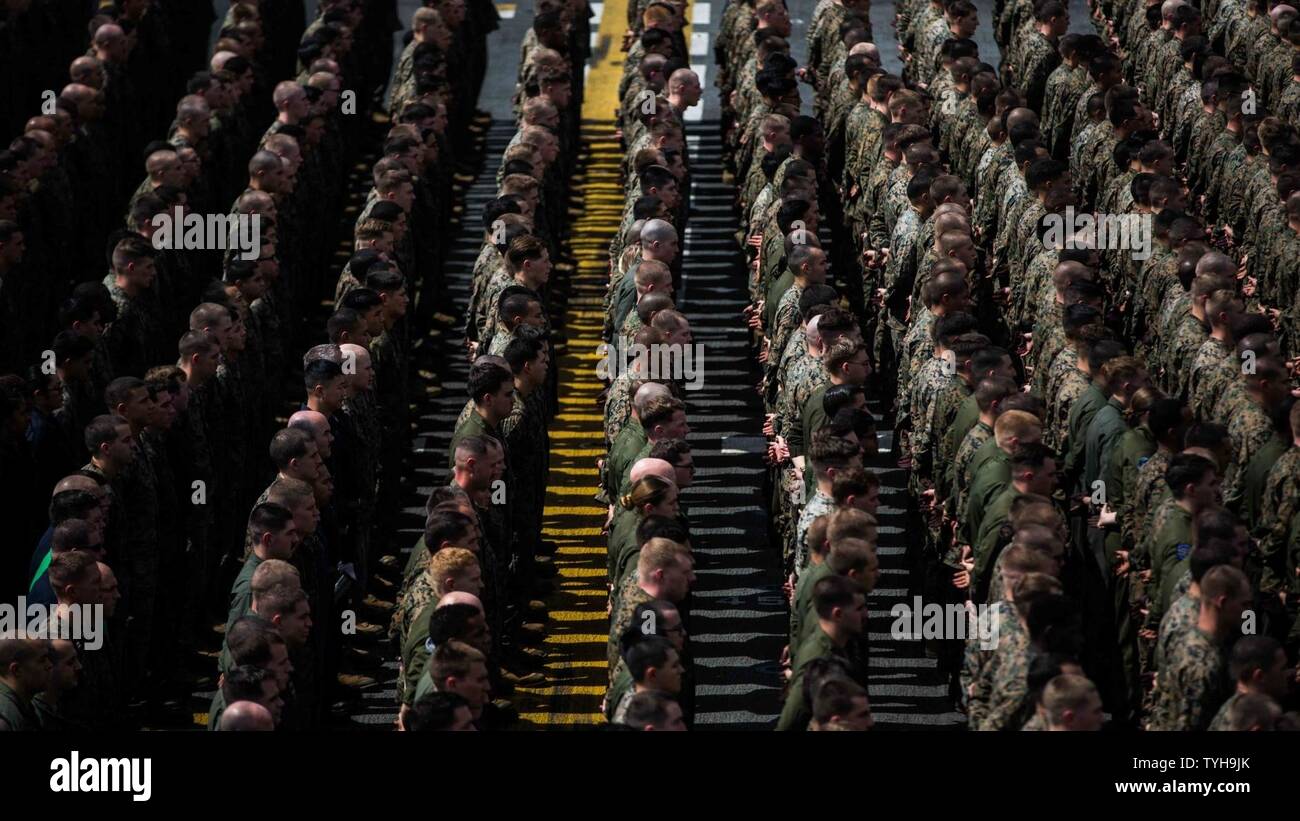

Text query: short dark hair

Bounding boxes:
[424,510,476,551]
[104,376,147,410]
[226,616,285,667]
[46,551,96,593]
[366,267,405,293]
[1165,452,1216,499]
[408,691,471,730]
[340,287,383,314]
[813,574,862,619]
[327,308,364,342]
[635,514,688,547]
[1183,421,1229,451]
[823,383,864,419]
[1229,636,1282,684]
[812,676,866,725]
[622,690,677,728]
[51,330,95,365]
[1011,441,1055,472]
[467,361,512,404]
[427,603,483,646]
[222,664,272,704]
[51,519,92,553]
[304,358,344,392]
[623,635,675,682]
[268,427,314,469]
[503,328,546,373]
[248,502,294,544]
[83,414,127,453]
[49,490,98,525]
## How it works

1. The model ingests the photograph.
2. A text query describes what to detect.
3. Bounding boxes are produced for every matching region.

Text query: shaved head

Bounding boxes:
[1195,250,1236,278]
[630,457,677,485]
[54,475,101,496]
[641,218,677,244]
[288,409,330,436]
[633,381,672,411]
[438,591,484,614]
[220,700,275,730]
[339,343,371,368]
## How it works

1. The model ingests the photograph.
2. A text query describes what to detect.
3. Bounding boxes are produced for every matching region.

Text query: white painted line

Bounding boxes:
[590,31,599,51]
[690,31,710,56]
[590,1,604,23]
[720,434,766,454]
[692,2,711,25]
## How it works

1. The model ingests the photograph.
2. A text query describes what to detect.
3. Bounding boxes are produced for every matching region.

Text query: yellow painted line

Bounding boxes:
[533,0,633,727]
[558,567,609,578]
[546,508,603,517]
[541,546,606,556]
[518,713,607,724]
[580,1,624,123]
[547,610,610,621]
[548,430,604,440]
[547,465,601,475]
[543,633,610,644]
[546,527,606,537]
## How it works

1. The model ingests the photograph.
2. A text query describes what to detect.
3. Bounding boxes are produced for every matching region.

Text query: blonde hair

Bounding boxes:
[427,547,479,598]
[993,410,1041,448]
[251,558,301,595]
[637,537,689,574]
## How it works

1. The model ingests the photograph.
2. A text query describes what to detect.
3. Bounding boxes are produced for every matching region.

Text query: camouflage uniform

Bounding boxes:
[962,599,1020,720]
[948,419,994,551]
[502,389,548,570]
[1014,32,1061,112]
[1043,350,1082,448]
[1131,448,1173,573]
[1188,338,1235,422]
[113,436,160,682]
[1155,588,1200,674]
[1146,627,1229,731]
[796,490,835,573]
[1256,448,1300,597]
[1223,394,1275,510]
[608,576,656,674]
